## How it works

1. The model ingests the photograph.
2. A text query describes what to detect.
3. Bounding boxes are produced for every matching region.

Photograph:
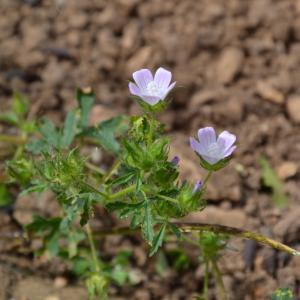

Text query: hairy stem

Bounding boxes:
[203,170,213,188]
[203,260,210,300]
[81,181,108,198]
[211,260,227,300]
[0,134,26,145]
[109,184,136,200]
[93,222,300,256]
[86,223,101,273]
[85,161,106,176]
[175,222,300,256]
[102,160,121,183]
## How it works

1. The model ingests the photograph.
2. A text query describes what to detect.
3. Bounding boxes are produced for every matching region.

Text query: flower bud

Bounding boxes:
[193,180,203,193]
[171,156,180,166]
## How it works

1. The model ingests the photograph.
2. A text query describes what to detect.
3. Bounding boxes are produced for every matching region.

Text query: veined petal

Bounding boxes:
[190,137,205,154]
[224,145,237,157]
[201,154,220,165]
[198,127,217,148]
[154,67,172,89]
[132,69,153,91]
[190,137,200,153]
[140,95,161,105]
[217,131,236,152]
[129,82,141,96]
[163,81,176,98]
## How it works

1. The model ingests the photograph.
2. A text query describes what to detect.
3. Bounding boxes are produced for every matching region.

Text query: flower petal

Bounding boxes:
[198,127,217,149]
[217,131,236,152]
[224,145,237,157]
[132,69,153,91]
[201,154,220,165]
[154,67,172,89]
[189,137,205,154]
[163,81,176,99]
[129,82,141,96]
[140,95,161,105]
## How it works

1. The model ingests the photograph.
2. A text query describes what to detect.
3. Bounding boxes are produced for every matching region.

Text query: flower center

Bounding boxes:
[145,81,165,98]
[207,142,223,159]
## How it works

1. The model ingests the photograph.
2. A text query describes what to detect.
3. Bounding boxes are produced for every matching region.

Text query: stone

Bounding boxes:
[256,81,284,104]
[273,209,300,242]
[89,105,119,125]
[126,46,153,75]
[287,95,300,123]
[276,161,298,180]
[183,206,247,228]
[169,133,202,182]
[216,47,244,84]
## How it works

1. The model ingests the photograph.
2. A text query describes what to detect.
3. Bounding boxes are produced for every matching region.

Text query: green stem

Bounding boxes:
[176,222,300,256]
[85,162,106,176]
[81,181,108,198]
[82,181,136,201]
[157,194,179,205]
[0,134,26,145]
[0,146,15,159]
[86,223,101,273]
[211,260,227,300]
[102,160,121,183]
[109,184,136,200]
[91,222,300,256]
[203,260,210,300]
[203,170,213,188]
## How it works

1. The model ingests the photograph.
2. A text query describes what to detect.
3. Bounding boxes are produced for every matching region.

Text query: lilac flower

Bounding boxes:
[193,180,203,193]
[171,156,180,166]
[129,67,176,105]
[190,127,236,165]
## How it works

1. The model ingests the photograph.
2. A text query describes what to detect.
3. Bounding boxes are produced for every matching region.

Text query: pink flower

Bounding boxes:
[190,127,236,165]
[129,68,176,105]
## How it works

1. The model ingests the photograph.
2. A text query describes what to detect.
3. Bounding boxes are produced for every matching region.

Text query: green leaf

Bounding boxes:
[19,180,48,196]
[135,173,142,192]
[76,88,95,128]
[260,157,288,209]
[26,216,62,256]
[0,112,19,125]
[109,265,128,285]
[143,202,154,245]
[86,274,108,299]
[80,196,93,226]
[61,111,77,148]
[0,184,12,207]
[110,171,135,186]
[155,251,169,276]
[86,116,128,154]
[45,230,60,256]
[150,223,166,256]
[26,139,49,154]
[68,231,85,258]
[199,231,228,261]
[72,256,90,276]
[106,200,145,212]
[271,288,294,300]
[7,158,33,186]
[168,248,190,270]
[12,92,28,119]
[113,250,132,266]
[26,215,61,233]
[40,118,61,148]
[21,120,36,133]
[169,223,182,239]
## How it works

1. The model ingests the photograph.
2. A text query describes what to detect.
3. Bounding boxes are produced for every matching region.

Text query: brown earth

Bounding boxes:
[1,0,300,299]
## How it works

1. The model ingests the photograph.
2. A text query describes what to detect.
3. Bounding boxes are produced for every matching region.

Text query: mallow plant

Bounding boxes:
[0,67,298,299]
